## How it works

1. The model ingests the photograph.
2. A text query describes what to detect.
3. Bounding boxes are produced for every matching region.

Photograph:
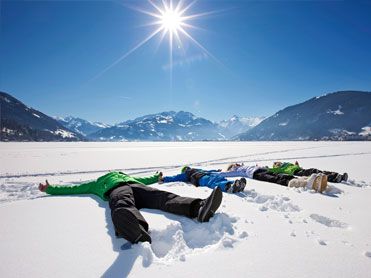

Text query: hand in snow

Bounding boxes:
[158,172,164,183]
[39,180,50,192]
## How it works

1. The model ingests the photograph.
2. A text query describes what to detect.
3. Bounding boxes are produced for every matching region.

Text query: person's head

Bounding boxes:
[273,161,282,168]
[181,165,190,173]
[226,163,242,171]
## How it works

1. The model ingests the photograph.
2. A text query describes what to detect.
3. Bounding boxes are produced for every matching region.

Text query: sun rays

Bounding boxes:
[91,0,219,82]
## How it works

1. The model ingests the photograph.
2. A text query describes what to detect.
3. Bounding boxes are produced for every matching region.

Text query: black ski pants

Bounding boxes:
[294,168,339,182]
[253,168,295,187]
[108,183,202,236]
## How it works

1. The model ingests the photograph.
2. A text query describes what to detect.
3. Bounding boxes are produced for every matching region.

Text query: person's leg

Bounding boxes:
[130,184,203,218]
[108,185,151,243]
[320,170,341,182]
[253,169,294,186]
[295,168,340,183]
[198,175,231,192]
[294,168,321,177]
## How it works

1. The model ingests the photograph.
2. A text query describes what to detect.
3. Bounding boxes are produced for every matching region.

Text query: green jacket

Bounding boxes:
[268,162,301,176]
[46,171,160,201]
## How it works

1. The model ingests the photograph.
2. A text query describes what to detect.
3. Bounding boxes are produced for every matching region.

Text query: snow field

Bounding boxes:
[1,141,371,277]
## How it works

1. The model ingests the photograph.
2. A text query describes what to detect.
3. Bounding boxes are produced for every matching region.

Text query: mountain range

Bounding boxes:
[56,112,263,141]
[1,90,370,141]
[0,91,261,141]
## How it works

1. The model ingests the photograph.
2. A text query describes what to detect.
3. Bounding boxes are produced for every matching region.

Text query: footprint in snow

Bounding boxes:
[344,179,371,188]
[242,189,300,213]
[239,231,248,239]
[310,214,349,229]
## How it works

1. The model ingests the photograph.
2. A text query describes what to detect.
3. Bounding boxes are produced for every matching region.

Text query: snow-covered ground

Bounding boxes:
[1,141,371,277]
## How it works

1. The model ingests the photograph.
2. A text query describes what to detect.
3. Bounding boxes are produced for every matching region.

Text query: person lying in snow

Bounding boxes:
[219,163,328,193]
[39,171,222,244]
[159,166,247,193]
[270,161,348,183]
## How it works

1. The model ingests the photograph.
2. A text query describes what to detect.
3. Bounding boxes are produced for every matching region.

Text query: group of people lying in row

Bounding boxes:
[159,161,348,194]
[38,161,348,244]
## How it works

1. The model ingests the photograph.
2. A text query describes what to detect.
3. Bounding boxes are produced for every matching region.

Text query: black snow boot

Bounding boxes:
[197,187,223,222]
[335,174,343,183]
[112,208,152,244]
[238,178,246,192]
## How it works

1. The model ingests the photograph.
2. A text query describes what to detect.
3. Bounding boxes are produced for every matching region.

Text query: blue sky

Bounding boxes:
[1,0,371,124]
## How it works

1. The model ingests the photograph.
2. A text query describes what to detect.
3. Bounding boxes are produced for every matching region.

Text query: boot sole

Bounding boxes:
[319,174,328,193]
[232,180,240,193]
[313,175,323,192]
[198,187,223,222]
[232,178,246,193]
[239,178,247,192]
[335,174,343,183]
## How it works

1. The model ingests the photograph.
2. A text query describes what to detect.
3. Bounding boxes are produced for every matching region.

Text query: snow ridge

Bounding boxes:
[146,213,242,263]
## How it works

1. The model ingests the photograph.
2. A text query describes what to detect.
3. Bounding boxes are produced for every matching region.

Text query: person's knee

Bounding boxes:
[111,198,134,211]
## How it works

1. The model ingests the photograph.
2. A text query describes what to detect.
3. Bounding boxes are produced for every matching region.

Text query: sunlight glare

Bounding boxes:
[160,9,183,32]
[91,0,221,82]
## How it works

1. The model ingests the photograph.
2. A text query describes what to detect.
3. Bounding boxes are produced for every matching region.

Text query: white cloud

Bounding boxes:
[119,96,132,100]
[162,53,208,71]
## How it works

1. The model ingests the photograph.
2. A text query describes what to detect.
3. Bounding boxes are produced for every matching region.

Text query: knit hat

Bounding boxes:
[181,165,189,173]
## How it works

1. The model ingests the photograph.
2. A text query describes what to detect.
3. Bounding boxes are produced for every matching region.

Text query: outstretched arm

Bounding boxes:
[203,169,222,174]
[40,180,96,195]
[218,170,245,178]
[162,173,188,183]
[132,172,161,185]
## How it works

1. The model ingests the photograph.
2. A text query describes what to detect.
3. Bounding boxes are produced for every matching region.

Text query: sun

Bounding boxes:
[160,8,183,32]
[92,0,220,81]
[135,0,220,70]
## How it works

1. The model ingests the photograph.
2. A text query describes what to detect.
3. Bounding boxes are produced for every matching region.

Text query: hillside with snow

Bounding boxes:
[1,141,371,277]
[235,91,371,141]
[0,92,84,141]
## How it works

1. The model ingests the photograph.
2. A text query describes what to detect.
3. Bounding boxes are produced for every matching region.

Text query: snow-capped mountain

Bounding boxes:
[89,111,226,141]
[5,89,369,142]
[218,115,265,137]
[235,91,371,141]
[55,116,111,136]
[0,92,84,141]
[0,91,266,142]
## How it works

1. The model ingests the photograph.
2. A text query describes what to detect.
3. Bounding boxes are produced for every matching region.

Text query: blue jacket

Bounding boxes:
[163,168,220,185]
